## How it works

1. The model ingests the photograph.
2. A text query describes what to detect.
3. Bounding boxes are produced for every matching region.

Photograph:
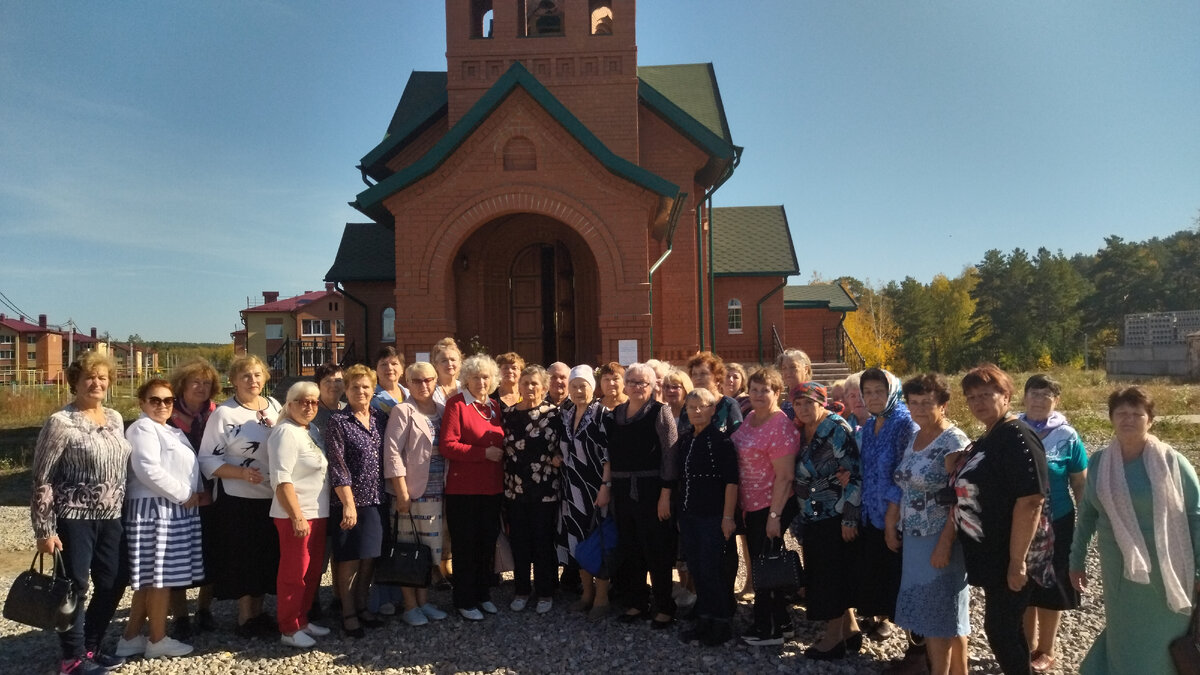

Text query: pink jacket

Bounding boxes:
[383,400,444,500]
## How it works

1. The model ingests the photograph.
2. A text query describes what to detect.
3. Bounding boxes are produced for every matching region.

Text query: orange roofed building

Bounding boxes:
[326,0,829,366]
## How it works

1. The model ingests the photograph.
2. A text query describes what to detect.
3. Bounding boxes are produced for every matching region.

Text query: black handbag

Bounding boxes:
[1170,593,1200,675]
[3,552,80,632]
[375,513,433,588]
[752,537,803,592]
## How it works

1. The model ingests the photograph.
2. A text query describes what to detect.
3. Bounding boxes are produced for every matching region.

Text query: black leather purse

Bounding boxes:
[752,537,804,592]
[375,513,433,588]
[3,552,80,632]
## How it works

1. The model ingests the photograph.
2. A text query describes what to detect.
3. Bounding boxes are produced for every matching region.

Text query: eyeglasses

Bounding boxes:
[409,377,436,386]
[627,380,652,388]
[686,403,715,413]
[1025,390,1056,401]
[662,384,683,391]
[146,396,175,407]
[295,399,320,408]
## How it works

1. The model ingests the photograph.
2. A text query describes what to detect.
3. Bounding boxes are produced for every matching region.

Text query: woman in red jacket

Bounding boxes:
[439,354,505,621]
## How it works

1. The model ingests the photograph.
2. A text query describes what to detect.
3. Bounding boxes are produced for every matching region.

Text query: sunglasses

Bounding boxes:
[147,396,175,407]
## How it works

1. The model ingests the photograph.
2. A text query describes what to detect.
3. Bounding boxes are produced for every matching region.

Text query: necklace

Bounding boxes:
[237,396,266,412]
[472,400,495,421]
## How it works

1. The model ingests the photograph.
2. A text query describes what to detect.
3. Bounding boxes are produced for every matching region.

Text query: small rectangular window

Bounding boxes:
[265,324,284,340]
[0,335,13,344]
[0,351,14,360]
[727,299,743,334]
[335,319,345,336]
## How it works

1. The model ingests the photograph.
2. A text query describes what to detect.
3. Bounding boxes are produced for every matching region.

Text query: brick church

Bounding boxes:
[326,0,840,367]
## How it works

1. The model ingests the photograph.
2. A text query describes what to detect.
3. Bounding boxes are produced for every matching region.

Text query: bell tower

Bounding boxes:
[444,0,640,161]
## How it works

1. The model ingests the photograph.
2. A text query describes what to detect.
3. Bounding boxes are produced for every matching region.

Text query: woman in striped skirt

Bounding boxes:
[116,379,205,659]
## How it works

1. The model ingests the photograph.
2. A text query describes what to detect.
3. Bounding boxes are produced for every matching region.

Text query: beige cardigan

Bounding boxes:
[383,399,444,500]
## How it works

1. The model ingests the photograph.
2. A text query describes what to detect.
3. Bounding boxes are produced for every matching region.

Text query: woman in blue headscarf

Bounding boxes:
[854,368,917,644]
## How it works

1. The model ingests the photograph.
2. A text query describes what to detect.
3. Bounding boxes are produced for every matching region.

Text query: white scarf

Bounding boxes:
[1096,434,1193,613]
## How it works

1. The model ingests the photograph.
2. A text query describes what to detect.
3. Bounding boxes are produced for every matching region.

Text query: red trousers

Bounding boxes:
[274,517,327,634]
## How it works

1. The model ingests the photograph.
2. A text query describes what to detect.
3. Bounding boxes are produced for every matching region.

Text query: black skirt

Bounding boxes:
[329,502,385,562]
[853,523,901,619]
[210,492,278,599]
[802,517,857,622]
[1028,512,1081,611]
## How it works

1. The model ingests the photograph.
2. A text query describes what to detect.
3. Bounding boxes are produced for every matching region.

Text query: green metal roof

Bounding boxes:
[360,72,449,179]
[637,64,733,146]
[711,206,799,277]
[324,222,396,283]
[783,284,858,312]
[352,62,680,224]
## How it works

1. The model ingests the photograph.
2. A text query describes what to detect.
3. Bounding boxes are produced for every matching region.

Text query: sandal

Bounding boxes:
[1031,650,1056,673]
[341,613,364,639]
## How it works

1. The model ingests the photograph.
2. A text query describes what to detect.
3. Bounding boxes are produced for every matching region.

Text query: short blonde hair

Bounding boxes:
[725,363,748,396]
[460,354,499,393]
[169,357,220,403]
[495,351,526,371]
[285,381,319,405]
[66,351,117,394]
[406,361,437,382]
[661,368,693,393]
[229,354,270,385]
[344,363,377,388]
[432,337,461,365]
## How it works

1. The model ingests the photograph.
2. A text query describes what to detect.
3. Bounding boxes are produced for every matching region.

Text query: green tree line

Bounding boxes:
[839,219,1200,373]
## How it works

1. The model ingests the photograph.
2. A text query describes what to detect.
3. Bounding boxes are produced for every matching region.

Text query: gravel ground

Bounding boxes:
[0,506,1106,674]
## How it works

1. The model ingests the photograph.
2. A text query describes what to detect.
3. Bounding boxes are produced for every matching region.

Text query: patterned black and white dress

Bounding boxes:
[555,400,610,565]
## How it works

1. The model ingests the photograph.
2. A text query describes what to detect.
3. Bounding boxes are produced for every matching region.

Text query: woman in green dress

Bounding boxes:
[1070,386,1200,675]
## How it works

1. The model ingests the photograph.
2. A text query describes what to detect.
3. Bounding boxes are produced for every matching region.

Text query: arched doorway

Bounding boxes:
[452,214,598,364]
[510,242,575,364]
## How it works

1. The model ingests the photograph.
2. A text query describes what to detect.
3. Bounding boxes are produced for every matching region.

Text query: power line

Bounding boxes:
[0,289,34,319]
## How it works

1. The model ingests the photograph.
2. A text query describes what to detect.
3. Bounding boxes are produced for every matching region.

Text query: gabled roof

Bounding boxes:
[0,314,49,333]
[361,72,449,180]
[325,222,397,283]
[352,62,680,225]
[711,206,799,277]
[784,284,858,312]
[637,64,734,156]
[242,290,340,314]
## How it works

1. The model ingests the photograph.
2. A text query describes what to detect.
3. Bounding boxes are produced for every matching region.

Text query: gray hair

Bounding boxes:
[685,387,718,406]
[625,362,658,393]
[460,354,500,394]
[285,380,319,404]
[776,348,812,374]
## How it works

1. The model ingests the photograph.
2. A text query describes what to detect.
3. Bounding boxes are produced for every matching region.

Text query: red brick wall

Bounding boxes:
[711,276,788,366]
[783,307,844,362]
[340,281,396,366]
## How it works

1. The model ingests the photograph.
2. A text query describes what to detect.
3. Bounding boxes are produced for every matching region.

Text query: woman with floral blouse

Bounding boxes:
[501,365,562,614]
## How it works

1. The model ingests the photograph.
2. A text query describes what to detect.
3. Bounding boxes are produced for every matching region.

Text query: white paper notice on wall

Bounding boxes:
[415,352,430,364]
[617,340,638,366]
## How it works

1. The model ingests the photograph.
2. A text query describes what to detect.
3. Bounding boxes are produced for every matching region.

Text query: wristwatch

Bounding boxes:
[769,511,779,519]
[602,481,612,487]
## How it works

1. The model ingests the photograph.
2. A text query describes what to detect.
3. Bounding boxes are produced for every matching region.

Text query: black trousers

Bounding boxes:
[854,523,901,619]
[57,518,127,659]
[445,494,501,609]
[678,513,736,620]
[506,499,559,598]
[745,501,799,632]
[983,582,1034,675]
[613,490,677,616]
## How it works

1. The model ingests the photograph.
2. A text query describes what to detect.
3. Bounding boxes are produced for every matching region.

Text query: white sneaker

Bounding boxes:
[535,599,553,614]
[281,630,316,648]
[510,596,528,612]
[479,600,498,614]
[144,636,194,658]
[301,622,330,637]
[458,607,484,621]
[420,603,448,621]
[115,635,147,657]
[402,607,429,626]
[378,602,397,616]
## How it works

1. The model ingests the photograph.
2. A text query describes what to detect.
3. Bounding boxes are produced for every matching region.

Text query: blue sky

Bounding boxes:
[1,1,1196,343]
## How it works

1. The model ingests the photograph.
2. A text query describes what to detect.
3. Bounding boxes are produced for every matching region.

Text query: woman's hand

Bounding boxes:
[183,492,202,509]
[291,517,310,538]
[835,468,850,488]
[721,517,736,540]
[394,493,411,515]
[241,466,264,485]
[550,455,563,468]
[657,492,671,521]
[485,445,503,462]
[930,540,951,569]
[37,535,62,554]
[765,515,781,539]
[341,503,358,530]
[594,484,610,508]
[1069,570,1088,592]
[1007,560,1028,592]
[885,527,902,553]
[841,523,858,542]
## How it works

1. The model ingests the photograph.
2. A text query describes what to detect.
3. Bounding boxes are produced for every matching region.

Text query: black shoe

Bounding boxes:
[358,611,385,628]
[341,614,365,639]
[234,620,257,639]
[171,615,193,641]
[779,620,796,639]
[844,631,865,653]
[680,618,711,643]
[435,578,453,592]
[84,651,125,670]
[702,620,733,647]
[805,640,847,660]
[195,608,217,632]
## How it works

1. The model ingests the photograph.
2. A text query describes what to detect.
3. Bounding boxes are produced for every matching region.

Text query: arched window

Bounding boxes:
[503,136,537,171]
[524,0,563,36]
[470,0,493,38]
[589,0,613,35]
[727,299,743,334]
[382,307,396,342]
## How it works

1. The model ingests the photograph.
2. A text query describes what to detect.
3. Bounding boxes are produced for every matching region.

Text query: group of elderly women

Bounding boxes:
[27,342,1200,675]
